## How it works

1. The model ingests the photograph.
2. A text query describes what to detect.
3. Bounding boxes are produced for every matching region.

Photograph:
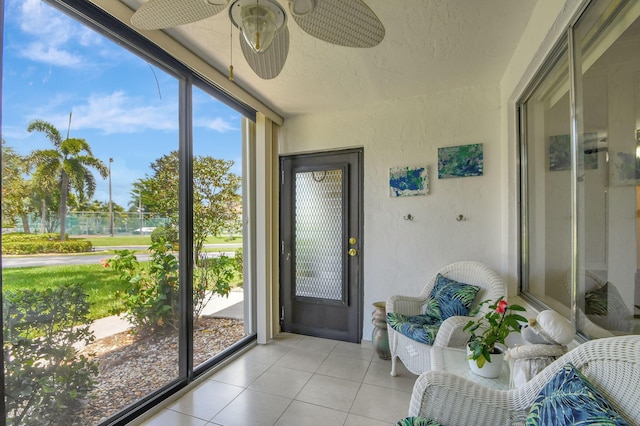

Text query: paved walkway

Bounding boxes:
[90,288,244,340]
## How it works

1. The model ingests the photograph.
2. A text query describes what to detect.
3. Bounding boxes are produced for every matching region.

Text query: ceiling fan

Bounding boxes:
[130,0,385,80]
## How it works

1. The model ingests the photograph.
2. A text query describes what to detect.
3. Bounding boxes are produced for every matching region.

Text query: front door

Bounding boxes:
[280,149,363,342]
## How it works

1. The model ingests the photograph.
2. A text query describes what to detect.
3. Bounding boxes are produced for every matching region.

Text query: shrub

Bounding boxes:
[150,225,178,247]
[3,284,98,426]
[1,233,91,255]
[193,253,235,322]
[106,241,179,334]
[233,247,243,276]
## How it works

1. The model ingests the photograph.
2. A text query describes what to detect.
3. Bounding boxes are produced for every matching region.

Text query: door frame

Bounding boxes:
[279,148,364,342]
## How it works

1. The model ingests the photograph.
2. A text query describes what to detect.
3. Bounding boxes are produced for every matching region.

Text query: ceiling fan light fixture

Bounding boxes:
[289,0,315,17]
[230,0,286,54]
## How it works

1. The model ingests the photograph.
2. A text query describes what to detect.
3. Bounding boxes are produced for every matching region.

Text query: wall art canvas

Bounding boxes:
[389,166,429,197]
[437,143,483,179]
[549,133,599,171]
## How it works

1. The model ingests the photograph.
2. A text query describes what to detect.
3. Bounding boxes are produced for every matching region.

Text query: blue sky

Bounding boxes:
[2,0,243,208]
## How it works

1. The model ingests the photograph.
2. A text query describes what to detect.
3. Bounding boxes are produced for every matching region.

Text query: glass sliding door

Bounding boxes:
[571,0,640,338]
[519,0,640,339]
[191,85,248,369]
[1,1,257,424]
[520,41,573,315]
[1,1,182,423]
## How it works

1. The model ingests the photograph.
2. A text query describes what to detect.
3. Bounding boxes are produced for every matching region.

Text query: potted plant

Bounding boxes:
[463,297,527,378]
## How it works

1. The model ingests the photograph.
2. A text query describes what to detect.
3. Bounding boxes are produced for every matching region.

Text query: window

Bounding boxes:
[2,0,256,424]
[519,0,640,339]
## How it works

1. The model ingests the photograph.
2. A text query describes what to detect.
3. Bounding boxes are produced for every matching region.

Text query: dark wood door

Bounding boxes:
[280,149,363,342]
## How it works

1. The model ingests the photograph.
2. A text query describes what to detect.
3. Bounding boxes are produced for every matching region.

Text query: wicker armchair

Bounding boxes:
[407,335,640,425]
[386,261,507,376]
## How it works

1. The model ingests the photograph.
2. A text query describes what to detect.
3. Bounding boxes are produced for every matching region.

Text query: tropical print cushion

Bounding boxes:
[585,283,608,316]
[396,416,444,426]
[386,312,440,344]
[422,274,481,323]
[525,363,630,425]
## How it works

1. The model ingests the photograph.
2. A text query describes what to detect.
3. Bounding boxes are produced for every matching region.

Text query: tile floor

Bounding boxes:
[135,333,418,426]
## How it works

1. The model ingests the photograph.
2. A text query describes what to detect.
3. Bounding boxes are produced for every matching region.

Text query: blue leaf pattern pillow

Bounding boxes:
[396,417,443,426]
[422,274,481,323]
[526,363,630,425]
[386,274,480,345]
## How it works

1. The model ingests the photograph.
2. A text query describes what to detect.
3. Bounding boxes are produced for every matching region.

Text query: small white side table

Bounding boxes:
[430,346,511,390]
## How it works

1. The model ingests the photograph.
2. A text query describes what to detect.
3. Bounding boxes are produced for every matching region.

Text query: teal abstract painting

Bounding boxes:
[389,166,429,197]
[438,143,483,179]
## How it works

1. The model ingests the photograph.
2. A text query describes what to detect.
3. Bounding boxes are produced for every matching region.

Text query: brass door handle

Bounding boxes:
[348,248,358,257]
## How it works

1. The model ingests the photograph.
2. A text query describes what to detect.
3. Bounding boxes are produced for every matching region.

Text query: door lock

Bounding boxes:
[349,237,357,245]
[348,248,358,257]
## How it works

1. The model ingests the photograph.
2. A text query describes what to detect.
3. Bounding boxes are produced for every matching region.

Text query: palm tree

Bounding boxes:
[27,118,108,241]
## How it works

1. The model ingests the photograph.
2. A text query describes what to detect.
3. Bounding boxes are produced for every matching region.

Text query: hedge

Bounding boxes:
[2,233,92,255]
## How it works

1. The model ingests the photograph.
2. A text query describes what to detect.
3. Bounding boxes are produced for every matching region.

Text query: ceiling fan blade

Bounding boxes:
[239,26,289,80]
[291,0,385,48]
[131,0,228,30]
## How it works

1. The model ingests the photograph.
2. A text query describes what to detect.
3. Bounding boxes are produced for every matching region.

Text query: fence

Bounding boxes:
[10,212,171,236]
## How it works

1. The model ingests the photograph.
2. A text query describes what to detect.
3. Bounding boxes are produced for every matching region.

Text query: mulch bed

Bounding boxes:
[74,316,246,425]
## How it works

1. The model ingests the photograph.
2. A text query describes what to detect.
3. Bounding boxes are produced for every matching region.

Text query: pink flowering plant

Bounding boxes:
[463,297,527,367]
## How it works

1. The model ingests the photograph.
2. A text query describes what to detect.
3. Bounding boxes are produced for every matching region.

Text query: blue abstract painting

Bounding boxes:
[438,143,484,179]
[389,166,429,197]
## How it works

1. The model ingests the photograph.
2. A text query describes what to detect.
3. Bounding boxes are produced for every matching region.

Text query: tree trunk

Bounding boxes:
[21,213,30,234]
[59,172,69,241]
[41,199,47,234]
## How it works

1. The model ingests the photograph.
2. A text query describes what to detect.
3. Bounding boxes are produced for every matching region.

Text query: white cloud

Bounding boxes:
[13,0,103,67]
[203,117,237,133]
[48,91,179,134]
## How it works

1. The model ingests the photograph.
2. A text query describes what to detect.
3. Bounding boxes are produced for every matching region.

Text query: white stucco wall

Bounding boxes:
[280,86,504,340]
[279,0,589,341]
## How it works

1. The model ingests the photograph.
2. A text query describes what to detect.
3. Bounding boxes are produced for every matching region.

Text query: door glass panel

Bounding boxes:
[294,169,343,300]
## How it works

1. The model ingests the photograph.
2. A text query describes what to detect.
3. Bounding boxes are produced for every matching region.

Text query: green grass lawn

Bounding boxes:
[2,264,127,321]
[83,235,242,247]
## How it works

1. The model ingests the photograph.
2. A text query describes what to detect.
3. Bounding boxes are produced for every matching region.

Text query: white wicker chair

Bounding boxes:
[408,335,640,425]
[386,261,507,376]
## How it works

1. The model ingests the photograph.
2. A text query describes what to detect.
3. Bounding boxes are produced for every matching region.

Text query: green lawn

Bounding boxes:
[2,264,127,321]
[83,235,242,247]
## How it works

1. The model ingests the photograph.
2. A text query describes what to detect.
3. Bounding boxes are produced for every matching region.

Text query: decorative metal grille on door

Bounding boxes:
[294,169,343,300]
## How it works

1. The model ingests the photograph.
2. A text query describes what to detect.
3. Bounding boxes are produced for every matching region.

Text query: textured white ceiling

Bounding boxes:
[120,0,537,118]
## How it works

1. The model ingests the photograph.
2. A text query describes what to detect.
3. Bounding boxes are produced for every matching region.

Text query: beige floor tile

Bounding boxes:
[295,374,361,412]
[211,389,292,426]
[167,380,244,421]
[275,401,348,426]
[316,354,371,382]
[293,335,339,355]
[237,343,292,365]
[208,358,271,387]
[363,360,417,392]
[248,365,313,398]
[350,383,411,423]
[139,409,209,426]
[271,333,305,347]
[274,348,328,373]
[330,341,375,361]
[344,413,394,426]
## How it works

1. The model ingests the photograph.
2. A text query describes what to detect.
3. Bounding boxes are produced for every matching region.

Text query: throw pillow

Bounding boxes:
[525,362,630,425]
[423,274,481,323]
[396,416,444,426]
[585,283,608,316]
[386,312,441,345]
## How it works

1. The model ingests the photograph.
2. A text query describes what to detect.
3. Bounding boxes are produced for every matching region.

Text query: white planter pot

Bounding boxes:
[466,344,505,379]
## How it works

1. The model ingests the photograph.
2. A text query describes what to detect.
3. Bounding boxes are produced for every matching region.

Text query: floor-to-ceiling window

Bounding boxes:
[1,1,255,424]
[519,0,640,339]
